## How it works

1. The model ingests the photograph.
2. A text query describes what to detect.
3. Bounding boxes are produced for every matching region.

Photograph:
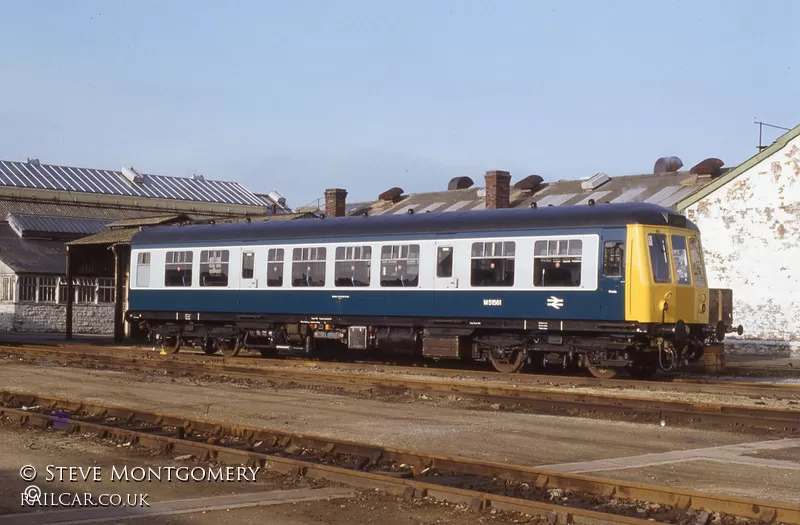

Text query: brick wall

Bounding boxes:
[484,170,511,209]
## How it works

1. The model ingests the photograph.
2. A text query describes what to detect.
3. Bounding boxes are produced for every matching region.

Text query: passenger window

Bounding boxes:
[470,241,515,287]
[688,237,706,287]
[292,247,326,287]
[267,248,284,287]
[533,239,582,287]
[603,241,624,277]
[380,244,420,287]
[647,234,672,283]
[334,246,372,287]
[200,250,230,287]
[436,247,453,278]
[671,236,691,285]
[136,252,151,287]
[165,251,193,287]
[241,251,255,279]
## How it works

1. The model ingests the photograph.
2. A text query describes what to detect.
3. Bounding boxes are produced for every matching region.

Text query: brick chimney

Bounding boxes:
[484,170,511,209]
[324,188,347,217]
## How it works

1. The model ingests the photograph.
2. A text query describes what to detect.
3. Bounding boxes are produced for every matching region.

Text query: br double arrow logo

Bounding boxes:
[546,296,564,310]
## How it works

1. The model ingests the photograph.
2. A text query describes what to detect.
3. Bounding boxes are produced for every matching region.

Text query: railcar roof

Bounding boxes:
[131,202,698,247]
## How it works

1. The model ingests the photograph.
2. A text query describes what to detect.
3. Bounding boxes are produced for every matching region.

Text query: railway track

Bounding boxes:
[2,341,800,399]
[1,390,797,524]
[3,344,799,435]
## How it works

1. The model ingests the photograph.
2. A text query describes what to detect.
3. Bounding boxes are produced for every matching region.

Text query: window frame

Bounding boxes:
[436,246,453,278]
[199,249,230,287]
[688,236,707,287]
[670,235,692,285]
[267,248,285,287]
[533,238,583,288]
[602,241,624,277]
[380,244,420,287]
[136,252,151,288]
[165,250,194,287]
[334,245,372,287]
[647,233,672,284]
[241,251,255,280]
[469,241,516,287]
[291,247,327,287]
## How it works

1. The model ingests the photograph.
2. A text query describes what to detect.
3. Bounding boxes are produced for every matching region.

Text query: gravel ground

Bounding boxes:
[0,424,535,525]
[596,459,800,505]
[743,446,800,462]
[0,361,752,467]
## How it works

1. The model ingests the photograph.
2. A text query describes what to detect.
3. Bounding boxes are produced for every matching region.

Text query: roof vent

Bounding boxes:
[476,188,486,198]
[378,187,404,202]
[690,158,724,178]
[267,191,287,207]
[581,172,610,191]
[514,174,544,191]
[26,158,40,167]
[122,166,144,184]
[654,156,683,174]
[447,176,474,190]
[192,173,206,182]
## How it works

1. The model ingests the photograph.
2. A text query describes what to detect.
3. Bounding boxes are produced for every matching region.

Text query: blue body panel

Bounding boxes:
[129,289,609,321]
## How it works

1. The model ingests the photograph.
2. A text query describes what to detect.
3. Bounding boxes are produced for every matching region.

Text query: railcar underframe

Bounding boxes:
[128,308,731,378]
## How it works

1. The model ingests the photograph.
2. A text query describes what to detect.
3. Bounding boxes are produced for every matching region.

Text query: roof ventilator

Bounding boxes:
[654,156,684,174]
[515,175,544,192]
[581,172,610,191]
[378,187,404,203]
[122,166,144,184]
[447,176,474,190]
[690,158,724,179]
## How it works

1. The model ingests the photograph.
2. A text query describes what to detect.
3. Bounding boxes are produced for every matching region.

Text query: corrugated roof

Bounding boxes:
[0,160,270,207]
[0,224,66,273]
[349,170,725,217]
[7,213,108,239]
[66,227,139,247]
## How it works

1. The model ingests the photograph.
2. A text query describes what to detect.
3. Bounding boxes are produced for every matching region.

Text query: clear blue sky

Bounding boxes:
[1,1,797,209]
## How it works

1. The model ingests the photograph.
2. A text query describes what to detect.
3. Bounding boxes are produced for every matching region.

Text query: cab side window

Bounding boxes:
[670,236,691,285]
[602,241,624,277]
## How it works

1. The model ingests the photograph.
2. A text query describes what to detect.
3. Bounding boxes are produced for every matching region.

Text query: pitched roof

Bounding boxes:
[675,122,800,210]
[66,227,139,247]
[105,214,191,228]
[348,170,725,217]
[7,213,108,240]
[0,223,66,274]
[0,159,269,207]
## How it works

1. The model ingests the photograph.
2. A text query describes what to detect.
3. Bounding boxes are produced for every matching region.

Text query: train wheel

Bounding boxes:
[489,349,525,374]
[586,362,618,379]
[160,335,182,356]
[217,337,241,358]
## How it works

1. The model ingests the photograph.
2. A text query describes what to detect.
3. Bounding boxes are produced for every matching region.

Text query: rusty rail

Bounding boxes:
[1,390,797,524]
[3,345,799,435]
[3,341,800,397]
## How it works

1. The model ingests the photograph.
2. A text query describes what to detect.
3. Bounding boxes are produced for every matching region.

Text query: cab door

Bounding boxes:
[600,238,625,319]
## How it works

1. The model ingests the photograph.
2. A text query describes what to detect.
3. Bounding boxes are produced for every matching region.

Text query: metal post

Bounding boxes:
[65,246,73,340]
[112,245,125,342]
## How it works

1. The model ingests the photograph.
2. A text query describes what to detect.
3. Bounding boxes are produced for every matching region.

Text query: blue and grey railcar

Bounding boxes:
[126,202,735,378]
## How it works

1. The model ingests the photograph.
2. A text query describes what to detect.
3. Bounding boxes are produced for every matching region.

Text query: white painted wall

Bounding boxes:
[685,136,800,356]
